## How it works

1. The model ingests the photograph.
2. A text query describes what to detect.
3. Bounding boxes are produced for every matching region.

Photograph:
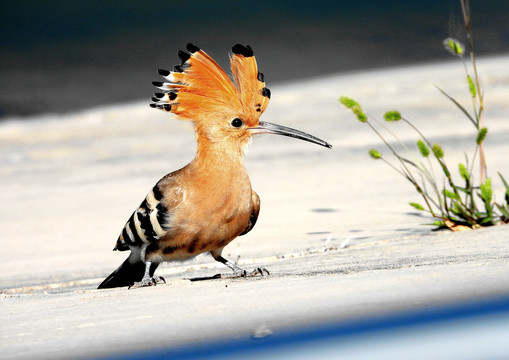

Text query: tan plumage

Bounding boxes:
[98,43,331,289]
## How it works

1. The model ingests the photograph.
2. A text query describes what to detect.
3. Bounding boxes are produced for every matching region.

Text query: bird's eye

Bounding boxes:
[231,118,243,128]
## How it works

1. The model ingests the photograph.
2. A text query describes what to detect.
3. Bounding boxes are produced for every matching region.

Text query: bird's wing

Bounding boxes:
[239,190,260,236]
[114,177,183,251]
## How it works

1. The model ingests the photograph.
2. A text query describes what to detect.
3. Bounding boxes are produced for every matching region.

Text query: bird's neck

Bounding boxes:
[190,137,247,179]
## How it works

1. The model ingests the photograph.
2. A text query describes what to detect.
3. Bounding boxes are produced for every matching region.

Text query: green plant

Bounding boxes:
[339,0,508,231]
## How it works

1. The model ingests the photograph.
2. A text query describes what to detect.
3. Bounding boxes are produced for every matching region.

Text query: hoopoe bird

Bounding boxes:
[98,43,331,289]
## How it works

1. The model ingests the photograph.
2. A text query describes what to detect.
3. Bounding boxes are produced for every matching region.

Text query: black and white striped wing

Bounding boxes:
[114,183,171,251]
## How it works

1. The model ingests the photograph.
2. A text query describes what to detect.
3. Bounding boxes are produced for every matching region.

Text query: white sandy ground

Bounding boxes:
[0,55,508,358]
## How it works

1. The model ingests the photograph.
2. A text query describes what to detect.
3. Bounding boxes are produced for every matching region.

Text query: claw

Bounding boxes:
[129,276,166,289]
[238,269,248,277]
[248,267,270,277]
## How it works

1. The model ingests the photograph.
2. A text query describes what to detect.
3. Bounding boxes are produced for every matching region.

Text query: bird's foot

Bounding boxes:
[247,267,270,277]
[219,267,270,279]
[129,276,166,289]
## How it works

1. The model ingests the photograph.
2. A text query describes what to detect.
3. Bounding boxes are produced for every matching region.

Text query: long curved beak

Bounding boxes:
[249,121,332,149]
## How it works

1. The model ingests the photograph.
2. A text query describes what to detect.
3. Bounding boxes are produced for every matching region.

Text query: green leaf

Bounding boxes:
[439,161,451,177]
[476,127,488,145]
[467,75,477,98]
[474,211,488,218]
[499,172,509,189]
[479,217,494,225]
[436,86,477,127]
[432,143,444,158]
[498,172,509,204]
[339,96,360,109]
[450,203,463,216]
[443,189,459,200]
[480,178,492,203]
[417,140,430,157]
[443,38,465,57]
[450,201,476,223]
[486,202,493,215]
[479,178,494,219]
[384,111,402,122]
[496,203,509,219]
[458,163,470,182]
[432,220,445,227]
[409,202,425,211]
[368,149,382,159]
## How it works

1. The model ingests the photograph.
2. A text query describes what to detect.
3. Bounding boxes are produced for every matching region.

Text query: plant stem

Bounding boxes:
[365,120,437,217]
[402,117,468,211]
[460,0,487,182]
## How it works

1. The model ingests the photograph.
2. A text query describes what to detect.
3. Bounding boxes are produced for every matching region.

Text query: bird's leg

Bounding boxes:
[129,261,166,289]
[212,254,270,278]
[215,255,247,277]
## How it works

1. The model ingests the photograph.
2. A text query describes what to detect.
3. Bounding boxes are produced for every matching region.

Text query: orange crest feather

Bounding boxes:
[151,43,270,126]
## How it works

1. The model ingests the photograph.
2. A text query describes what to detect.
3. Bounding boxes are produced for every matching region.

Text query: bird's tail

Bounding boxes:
[97,253,159,289]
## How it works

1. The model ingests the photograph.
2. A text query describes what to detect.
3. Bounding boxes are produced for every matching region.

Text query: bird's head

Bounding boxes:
[151,43,331,155]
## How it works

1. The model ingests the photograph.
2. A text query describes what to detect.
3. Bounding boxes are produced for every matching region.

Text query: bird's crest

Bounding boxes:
[151,43,270,126]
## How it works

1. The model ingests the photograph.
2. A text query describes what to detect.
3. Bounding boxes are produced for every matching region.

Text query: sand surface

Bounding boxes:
[1,56,508,359]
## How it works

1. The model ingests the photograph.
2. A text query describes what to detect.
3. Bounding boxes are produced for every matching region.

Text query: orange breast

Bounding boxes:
[146,155,254,262]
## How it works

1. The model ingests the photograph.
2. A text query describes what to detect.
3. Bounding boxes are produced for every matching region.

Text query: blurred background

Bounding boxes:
[1,0,508,118]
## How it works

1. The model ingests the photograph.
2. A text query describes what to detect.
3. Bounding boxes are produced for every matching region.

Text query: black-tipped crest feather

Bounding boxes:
[178,50,191,63]
[232,44,254,57]
[186,43,200,53]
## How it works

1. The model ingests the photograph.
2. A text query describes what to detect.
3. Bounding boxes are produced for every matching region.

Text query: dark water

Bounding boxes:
[1,0,507,117]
